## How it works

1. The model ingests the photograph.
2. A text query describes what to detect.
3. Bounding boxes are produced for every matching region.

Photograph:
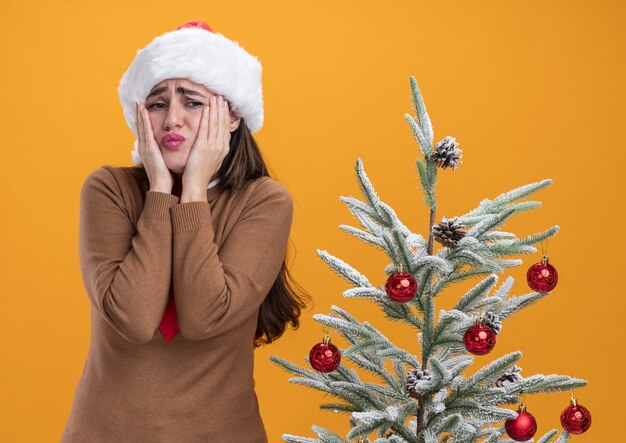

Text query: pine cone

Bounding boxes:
[483,311,502,335]
[432,216,467,247]
[405,367,433,398]
[431,136,463,170]
[495,365,523,387]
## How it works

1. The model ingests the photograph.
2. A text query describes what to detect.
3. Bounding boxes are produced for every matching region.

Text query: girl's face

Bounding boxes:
[145,78,241,176]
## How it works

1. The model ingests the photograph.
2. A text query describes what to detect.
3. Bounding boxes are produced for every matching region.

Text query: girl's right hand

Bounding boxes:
[136,102,173,193]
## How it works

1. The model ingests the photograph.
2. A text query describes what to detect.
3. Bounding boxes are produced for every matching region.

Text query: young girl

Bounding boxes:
[61,20,310,442]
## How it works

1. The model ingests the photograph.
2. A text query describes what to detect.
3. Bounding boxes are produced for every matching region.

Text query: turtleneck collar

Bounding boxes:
[206,177,222,202]
[207,177,221,189]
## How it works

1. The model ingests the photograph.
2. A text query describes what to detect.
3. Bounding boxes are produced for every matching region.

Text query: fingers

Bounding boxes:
[142,104,157,146]
[215,96,225,153]
[214,95,230,157]
[221,96,230,151]
[208,95,218,148]
[197,104,209,142]
[136,102,143,144]
[193,95,230,167]
[136,103,144,159]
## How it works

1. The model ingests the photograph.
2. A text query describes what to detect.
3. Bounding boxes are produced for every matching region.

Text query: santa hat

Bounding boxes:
[118,20,263,165]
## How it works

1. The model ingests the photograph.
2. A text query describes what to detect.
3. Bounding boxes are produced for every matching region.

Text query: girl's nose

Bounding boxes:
[163,102,184,131]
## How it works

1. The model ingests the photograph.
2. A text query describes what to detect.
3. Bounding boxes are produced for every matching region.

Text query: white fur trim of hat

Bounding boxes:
[118,20,263,165]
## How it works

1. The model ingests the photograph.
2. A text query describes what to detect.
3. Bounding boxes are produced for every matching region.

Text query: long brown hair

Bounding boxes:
[136,120,312,348]
[224,121,312,348]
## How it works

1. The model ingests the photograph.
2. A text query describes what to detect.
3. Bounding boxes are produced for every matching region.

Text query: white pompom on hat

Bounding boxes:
[118,20,263,165]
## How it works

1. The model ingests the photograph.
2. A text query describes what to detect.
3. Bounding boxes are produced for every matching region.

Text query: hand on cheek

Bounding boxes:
[181,94,231,202]
[136,102,173,193]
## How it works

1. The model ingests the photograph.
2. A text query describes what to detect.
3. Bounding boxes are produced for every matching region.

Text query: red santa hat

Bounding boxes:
[118,20,263,165]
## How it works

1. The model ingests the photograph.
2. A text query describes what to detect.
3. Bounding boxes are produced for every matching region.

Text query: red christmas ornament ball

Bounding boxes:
[505,407,538,441]
[309,339,341,373]
[561,402,592,434]
[526,256,558,292]
[463,323,496,355]
[385,272,417,302]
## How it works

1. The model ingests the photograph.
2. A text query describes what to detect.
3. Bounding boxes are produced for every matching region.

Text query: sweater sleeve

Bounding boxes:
[78,166,180,344]
[170,178,294,341]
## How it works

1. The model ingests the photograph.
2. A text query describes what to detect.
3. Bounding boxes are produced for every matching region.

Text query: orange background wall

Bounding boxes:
[2,1,623,441]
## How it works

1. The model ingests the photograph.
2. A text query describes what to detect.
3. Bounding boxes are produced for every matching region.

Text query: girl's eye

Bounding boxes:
[146,101,203,110]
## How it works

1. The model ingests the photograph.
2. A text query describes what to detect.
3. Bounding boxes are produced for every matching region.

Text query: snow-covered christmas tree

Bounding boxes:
[269,77,591,443]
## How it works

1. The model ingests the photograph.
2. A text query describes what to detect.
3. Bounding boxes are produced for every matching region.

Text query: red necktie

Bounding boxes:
[159,179,182,342]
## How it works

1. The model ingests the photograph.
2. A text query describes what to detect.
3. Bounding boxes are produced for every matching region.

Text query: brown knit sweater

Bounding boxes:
[61,165,293,442]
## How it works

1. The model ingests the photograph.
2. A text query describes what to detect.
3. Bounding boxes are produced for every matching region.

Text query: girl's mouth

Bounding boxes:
[162,133,186,150]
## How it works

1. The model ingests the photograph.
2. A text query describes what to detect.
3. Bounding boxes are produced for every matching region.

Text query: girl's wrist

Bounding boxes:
[150,185,172,194]
[180,187,208,203]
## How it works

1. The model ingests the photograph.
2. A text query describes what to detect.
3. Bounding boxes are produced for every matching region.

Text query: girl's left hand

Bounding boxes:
[182,94,231,193]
